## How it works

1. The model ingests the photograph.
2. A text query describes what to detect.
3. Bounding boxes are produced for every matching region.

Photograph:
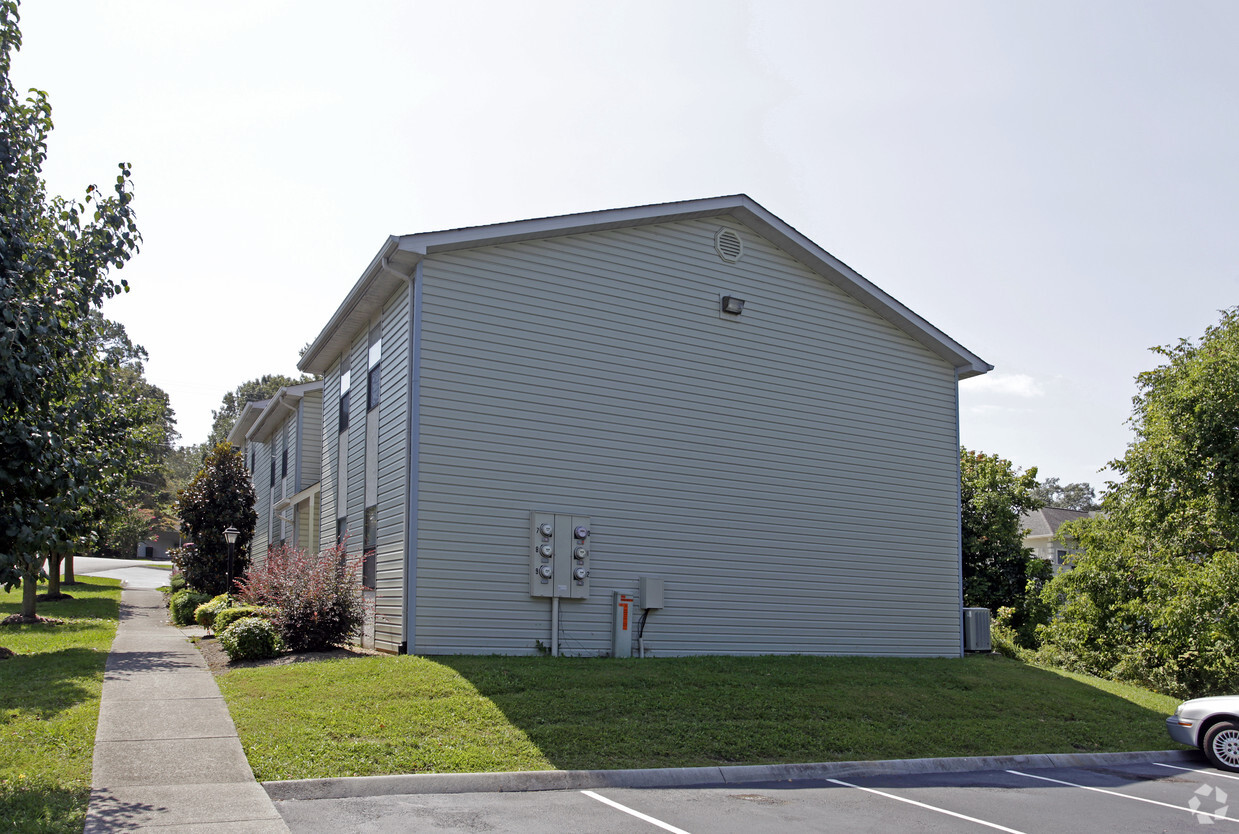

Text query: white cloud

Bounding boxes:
[962,373,1044,398]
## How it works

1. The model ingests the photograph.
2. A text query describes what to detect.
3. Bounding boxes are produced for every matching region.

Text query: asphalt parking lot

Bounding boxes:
[273,757,1238,833]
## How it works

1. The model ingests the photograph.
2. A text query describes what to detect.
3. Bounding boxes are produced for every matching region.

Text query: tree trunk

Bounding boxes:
[64,550,76,585]
[47,552,62,597]
[20,555,48,618]
[22,573,38,619]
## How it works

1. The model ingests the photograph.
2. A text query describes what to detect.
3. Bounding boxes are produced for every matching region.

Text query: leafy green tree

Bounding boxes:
[206,374,311,447]
[960,448,1042,616]
[1036,308,1239,695]
[1,1,142,619]
[176,443,257,594]
[1030,477,1098,512]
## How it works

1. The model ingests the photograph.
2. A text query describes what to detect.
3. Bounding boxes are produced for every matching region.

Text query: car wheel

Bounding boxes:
[1203,720,1239,772]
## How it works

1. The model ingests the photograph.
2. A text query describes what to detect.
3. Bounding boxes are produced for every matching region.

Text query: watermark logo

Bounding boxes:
[1189,784,1229,825]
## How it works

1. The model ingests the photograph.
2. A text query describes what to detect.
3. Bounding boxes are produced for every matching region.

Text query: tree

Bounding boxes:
[176,443,257,594]
[206,374,311,447]
[960,448,1042,614]
[1030,477,1098,512]
[1,1,142,620]
[1036,308,1239,695]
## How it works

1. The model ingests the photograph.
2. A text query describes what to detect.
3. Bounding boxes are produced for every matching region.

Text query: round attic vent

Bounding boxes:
[714,228,744,263]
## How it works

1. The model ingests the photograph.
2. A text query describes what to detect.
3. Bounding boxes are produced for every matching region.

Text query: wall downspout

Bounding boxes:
[954,368,964,658]
[398,260,423,655]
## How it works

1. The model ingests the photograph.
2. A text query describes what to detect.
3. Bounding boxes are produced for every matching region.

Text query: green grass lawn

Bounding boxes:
[217,651,1186,782]
[0,579,121,834]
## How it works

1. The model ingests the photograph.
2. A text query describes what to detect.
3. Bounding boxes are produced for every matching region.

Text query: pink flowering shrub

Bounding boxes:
[237,543,367,652]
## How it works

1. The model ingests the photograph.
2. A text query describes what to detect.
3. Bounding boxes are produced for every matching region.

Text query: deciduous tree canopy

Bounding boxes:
[1,1,144,617]
[1037,307,1239,696]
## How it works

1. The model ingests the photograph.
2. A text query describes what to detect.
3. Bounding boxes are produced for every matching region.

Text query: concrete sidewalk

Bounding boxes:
[84,587,288,832]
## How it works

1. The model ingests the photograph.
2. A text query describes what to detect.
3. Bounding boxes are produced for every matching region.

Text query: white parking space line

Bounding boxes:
[1154,762,1239,781]
[825,778,1027,833]
[581,790,693,834]
[1007,769,1239,823]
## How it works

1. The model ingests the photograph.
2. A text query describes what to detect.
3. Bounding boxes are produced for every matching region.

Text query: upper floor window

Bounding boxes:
[339,369,351,434]
[367,336,382,412]
[281,443,288,479]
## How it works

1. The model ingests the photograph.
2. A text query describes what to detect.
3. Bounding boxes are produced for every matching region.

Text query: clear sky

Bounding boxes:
[10,1,1237,492]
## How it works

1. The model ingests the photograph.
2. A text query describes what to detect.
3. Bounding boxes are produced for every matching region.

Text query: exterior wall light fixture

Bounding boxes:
[721,295,746,315]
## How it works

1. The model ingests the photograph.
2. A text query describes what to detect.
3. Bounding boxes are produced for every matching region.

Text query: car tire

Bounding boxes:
[1203,720,1239,772]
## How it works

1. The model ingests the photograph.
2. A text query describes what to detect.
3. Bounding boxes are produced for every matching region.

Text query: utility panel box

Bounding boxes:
[529,512,591,599]
[638,576,664,610]
[612,592,634,657]
[963,607,992,652]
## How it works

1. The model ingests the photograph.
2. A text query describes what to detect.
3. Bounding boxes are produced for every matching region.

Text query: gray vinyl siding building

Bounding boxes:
[299,195,991,658]
[228,382,324,564]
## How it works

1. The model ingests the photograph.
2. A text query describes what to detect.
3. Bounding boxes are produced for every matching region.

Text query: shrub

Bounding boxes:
[991,607,1031,661]
[169,590,211,626]
[194,594,237,631]
[238,543,367,652]
[217,616,282,662]
[214,605,277,634]
[169,573,187,593]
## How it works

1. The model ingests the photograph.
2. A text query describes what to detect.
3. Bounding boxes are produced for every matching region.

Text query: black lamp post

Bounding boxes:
[223,527,240,592]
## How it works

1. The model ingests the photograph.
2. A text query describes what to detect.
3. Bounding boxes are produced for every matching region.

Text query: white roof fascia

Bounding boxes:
[278,481,321,512]
[226,400,270,447]
[299,195,991,378]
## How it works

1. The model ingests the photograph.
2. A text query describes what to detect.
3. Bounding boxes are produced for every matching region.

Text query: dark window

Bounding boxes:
[367,362,381,411]
[363,505,377,587]
[249,449,254,471]
[144,546,154,560]
[336,517,347,546]
[339,389,350,434]
[269,457,275,487]
[281,445,288,478]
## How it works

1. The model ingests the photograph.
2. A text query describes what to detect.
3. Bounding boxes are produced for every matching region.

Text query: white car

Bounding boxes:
[1166,696,1239,772]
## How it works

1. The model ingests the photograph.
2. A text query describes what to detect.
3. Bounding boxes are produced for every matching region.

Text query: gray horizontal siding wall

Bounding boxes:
[300,390,323,493]
[374,290,409,652]
[344,335,368,556]
[248,439,270,564]
[412,217,962,657]
[320,363,341,550]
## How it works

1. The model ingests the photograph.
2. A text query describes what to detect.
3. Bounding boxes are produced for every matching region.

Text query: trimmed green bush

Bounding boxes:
[169,573,187,593]
[218,616,282,662]
[169,590,211,626]
[194,594,237,630]
[214,605,277,634]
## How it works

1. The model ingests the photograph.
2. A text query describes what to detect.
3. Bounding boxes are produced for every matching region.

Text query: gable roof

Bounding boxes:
[1020,507,1092,538]
[298,194,993,379]
[231,380,324,445]
[225,399,271,447]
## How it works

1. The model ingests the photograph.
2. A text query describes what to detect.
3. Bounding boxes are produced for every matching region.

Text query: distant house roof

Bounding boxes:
[1021,507,1092,538]
[298,194,994,379]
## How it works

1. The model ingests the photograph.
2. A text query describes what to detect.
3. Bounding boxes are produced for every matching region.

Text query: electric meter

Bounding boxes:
[574,526,590,539]
[573,547,587,560]
[536,544,553,558]
[537,564,553,579]
[537,522,553,538]
[573,566,588,581]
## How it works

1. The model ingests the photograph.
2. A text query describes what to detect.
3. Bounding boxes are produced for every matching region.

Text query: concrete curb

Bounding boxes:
[263,748,1202,801]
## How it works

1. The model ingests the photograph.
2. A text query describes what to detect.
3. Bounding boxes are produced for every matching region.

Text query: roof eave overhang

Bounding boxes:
[226,401,269,447]
[298,194,991,379]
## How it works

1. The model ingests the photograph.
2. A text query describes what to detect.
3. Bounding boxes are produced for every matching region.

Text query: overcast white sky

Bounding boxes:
[10,1,1237,492]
